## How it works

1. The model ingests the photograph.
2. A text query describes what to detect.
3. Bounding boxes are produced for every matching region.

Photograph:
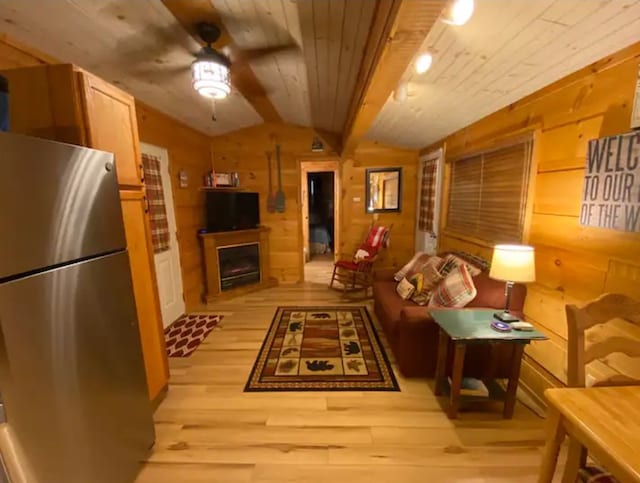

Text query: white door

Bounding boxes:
[140,143,185,327]
[415,148,444,254]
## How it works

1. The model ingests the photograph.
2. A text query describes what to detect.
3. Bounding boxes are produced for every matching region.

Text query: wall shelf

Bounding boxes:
[199,186,246,192]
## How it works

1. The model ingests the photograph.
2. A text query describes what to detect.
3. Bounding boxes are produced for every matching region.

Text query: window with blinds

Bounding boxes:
[445,139,532,243]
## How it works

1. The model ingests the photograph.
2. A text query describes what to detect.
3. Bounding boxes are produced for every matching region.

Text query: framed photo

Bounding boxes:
[214,172,232,187]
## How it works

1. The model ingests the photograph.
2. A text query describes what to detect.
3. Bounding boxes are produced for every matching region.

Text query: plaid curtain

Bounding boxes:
[142,153,170,254]
[418,159,437,233]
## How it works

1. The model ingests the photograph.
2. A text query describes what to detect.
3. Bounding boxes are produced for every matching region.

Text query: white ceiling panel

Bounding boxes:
[366,0,640,149]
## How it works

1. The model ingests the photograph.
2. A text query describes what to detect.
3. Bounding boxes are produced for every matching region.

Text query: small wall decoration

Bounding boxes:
[579,131,640,232]
[632,64,640,129]
[178,169,188,188]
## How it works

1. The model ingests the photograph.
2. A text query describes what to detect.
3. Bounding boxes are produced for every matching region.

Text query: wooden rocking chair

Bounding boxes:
[329,224,392,297]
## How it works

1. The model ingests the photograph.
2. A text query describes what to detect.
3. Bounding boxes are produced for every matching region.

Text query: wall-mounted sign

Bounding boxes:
[580,131,640,232]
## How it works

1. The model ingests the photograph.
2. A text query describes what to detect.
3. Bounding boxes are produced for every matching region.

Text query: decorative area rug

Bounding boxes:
[164,314,223,357]
[245,306,399,392]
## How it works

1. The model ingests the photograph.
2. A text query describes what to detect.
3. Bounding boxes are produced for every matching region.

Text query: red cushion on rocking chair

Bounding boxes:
[335,260,359,270]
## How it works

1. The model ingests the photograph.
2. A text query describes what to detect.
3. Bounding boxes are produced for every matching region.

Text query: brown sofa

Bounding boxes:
[373,264,526,378]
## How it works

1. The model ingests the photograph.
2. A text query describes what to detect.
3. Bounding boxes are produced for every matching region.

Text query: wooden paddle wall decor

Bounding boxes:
[275,143,286,213]
[266,151,276,213]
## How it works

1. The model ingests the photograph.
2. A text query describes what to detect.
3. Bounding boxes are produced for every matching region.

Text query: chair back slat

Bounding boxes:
[566,293,640,388]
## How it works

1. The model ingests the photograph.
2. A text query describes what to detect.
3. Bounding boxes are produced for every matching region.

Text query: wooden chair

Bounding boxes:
[562,293,640,483]
[329,223,392,298]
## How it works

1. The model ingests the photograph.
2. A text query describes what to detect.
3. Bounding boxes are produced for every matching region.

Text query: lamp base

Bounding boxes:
[493,311,520,323]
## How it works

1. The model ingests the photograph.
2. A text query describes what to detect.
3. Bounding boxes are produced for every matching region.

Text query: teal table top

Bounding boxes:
[429,309,547,343]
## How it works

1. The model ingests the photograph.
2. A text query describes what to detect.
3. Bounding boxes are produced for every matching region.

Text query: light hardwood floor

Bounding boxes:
[304,254,335,285]
[137,283,552,483]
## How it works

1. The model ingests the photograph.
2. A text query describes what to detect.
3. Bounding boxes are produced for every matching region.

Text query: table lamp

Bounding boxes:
[489,244,535,323]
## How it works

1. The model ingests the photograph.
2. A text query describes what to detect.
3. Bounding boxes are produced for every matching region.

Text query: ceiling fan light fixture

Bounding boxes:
[415,53,433,74]
[442,0,474,26]
[192,58,231,99]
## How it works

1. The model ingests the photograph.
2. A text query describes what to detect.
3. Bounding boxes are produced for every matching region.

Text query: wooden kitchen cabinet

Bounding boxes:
[120,190,169,400]
[79,72,142,189]
[2,63,169,403]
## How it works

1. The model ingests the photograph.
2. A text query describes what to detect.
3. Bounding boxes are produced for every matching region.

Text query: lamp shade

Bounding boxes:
[489,244,535,283]
[191,58,231,99]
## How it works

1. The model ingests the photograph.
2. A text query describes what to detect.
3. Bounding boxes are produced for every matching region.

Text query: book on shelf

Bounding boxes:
[447,377,489,397]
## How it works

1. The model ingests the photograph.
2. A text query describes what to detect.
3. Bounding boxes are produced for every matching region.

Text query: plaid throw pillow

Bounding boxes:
[428,264,477,308]
[410,258,445,306]
[396,277,415,300]
[394,252,428,281]
[442,254,483,277]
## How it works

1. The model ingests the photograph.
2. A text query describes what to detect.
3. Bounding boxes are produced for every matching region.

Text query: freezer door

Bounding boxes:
[0,132,126,280]
[0,251,154,483]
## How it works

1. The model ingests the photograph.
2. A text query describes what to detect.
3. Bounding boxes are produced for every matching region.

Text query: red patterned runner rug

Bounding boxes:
[245,306,399,392]
[164,314,223,357]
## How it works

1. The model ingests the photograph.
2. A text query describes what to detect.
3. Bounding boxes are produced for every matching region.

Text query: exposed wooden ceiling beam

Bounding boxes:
[161,0,282,123]
[341,0,446,156]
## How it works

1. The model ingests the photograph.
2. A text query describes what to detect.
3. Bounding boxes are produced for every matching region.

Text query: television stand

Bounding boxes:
[198,227,277,303]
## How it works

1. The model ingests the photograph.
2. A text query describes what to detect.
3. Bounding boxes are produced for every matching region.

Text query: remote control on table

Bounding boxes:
[511,321,534,331]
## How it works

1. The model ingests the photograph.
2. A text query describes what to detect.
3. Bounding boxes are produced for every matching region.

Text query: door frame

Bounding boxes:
[298,159,341,282]
[140,142,185,326]
[415,148,444,254]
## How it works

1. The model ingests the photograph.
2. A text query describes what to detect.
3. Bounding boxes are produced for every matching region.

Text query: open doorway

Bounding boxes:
[300,160,340,284]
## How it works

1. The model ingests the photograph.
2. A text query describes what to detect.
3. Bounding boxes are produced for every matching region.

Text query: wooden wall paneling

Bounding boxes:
[0,33,55,69]
[211,123,419,282]
[432,41,640,404]
[135,101,212,310]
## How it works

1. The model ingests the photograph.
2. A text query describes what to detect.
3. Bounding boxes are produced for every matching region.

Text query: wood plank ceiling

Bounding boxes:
[0,0,380,137]
[367,0,640,149]
[1,1,640,147]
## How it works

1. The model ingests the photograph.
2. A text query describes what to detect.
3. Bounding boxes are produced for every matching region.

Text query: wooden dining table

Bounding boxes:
[538,386,640,483]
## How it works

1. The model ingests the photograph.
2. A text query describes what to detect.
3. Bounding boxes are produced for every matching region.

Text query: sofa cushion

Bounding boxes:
[373,281,414,336]
[429,264,477,308]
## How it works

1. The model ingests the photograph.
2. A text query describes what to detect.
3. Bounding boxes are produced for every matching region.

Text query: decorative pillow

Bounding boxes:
[410,258,446,306]
[396,277,416,300]
[394,252,429,281]
[408,272,424,293]
[443,253,483,277]
[428,264,478,308]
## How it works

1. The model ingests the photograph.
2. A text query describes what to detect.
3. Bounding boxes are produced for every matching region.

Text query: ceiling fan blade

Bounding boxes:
[232,45,299,64]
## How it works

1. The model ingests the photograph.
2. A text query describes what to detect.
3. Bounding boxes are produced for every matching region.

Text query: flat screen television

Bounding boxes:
[205,191,260,232]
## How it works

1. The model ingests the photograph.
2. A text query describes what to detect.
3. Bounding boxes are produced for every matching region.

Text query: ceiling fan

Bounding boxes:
[189,21,295,100]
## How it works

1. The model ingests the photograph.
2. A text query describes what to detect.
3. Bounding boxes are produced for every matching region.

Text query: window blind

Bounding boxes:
[446,140,532,243]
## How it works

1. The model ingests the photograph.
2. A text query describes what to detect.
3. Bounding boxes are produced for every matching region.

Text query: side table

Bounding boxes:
[430,309,547,419]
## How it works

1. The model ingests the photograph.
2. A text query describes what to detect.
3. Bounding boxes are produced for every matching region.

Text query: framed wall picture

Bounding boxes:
[365,167,402,213]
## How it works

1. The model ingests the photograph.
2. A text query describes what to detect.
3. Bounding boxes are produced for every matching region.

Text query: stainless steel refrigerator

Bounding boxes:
[0,132,155,482]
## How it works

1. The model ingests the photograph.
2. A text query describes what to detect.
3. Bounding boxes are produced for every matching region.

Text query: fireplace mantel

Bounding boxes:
[199,227,277,303]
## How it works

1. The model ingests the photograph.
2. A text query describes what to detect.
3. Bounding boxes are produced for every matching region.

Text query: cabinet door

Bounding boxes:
[80,72,142,188]
[120,190,169,401]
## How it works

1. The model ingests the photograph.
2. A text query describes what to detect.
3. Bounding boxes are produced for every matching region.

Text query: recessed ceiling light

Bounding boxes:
[442,0,474,26]
[415,53,433,74]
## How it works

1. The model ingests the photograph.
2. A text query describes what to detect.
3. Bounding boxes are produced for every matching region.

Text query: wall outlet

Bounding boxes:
[352,197,361,202]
